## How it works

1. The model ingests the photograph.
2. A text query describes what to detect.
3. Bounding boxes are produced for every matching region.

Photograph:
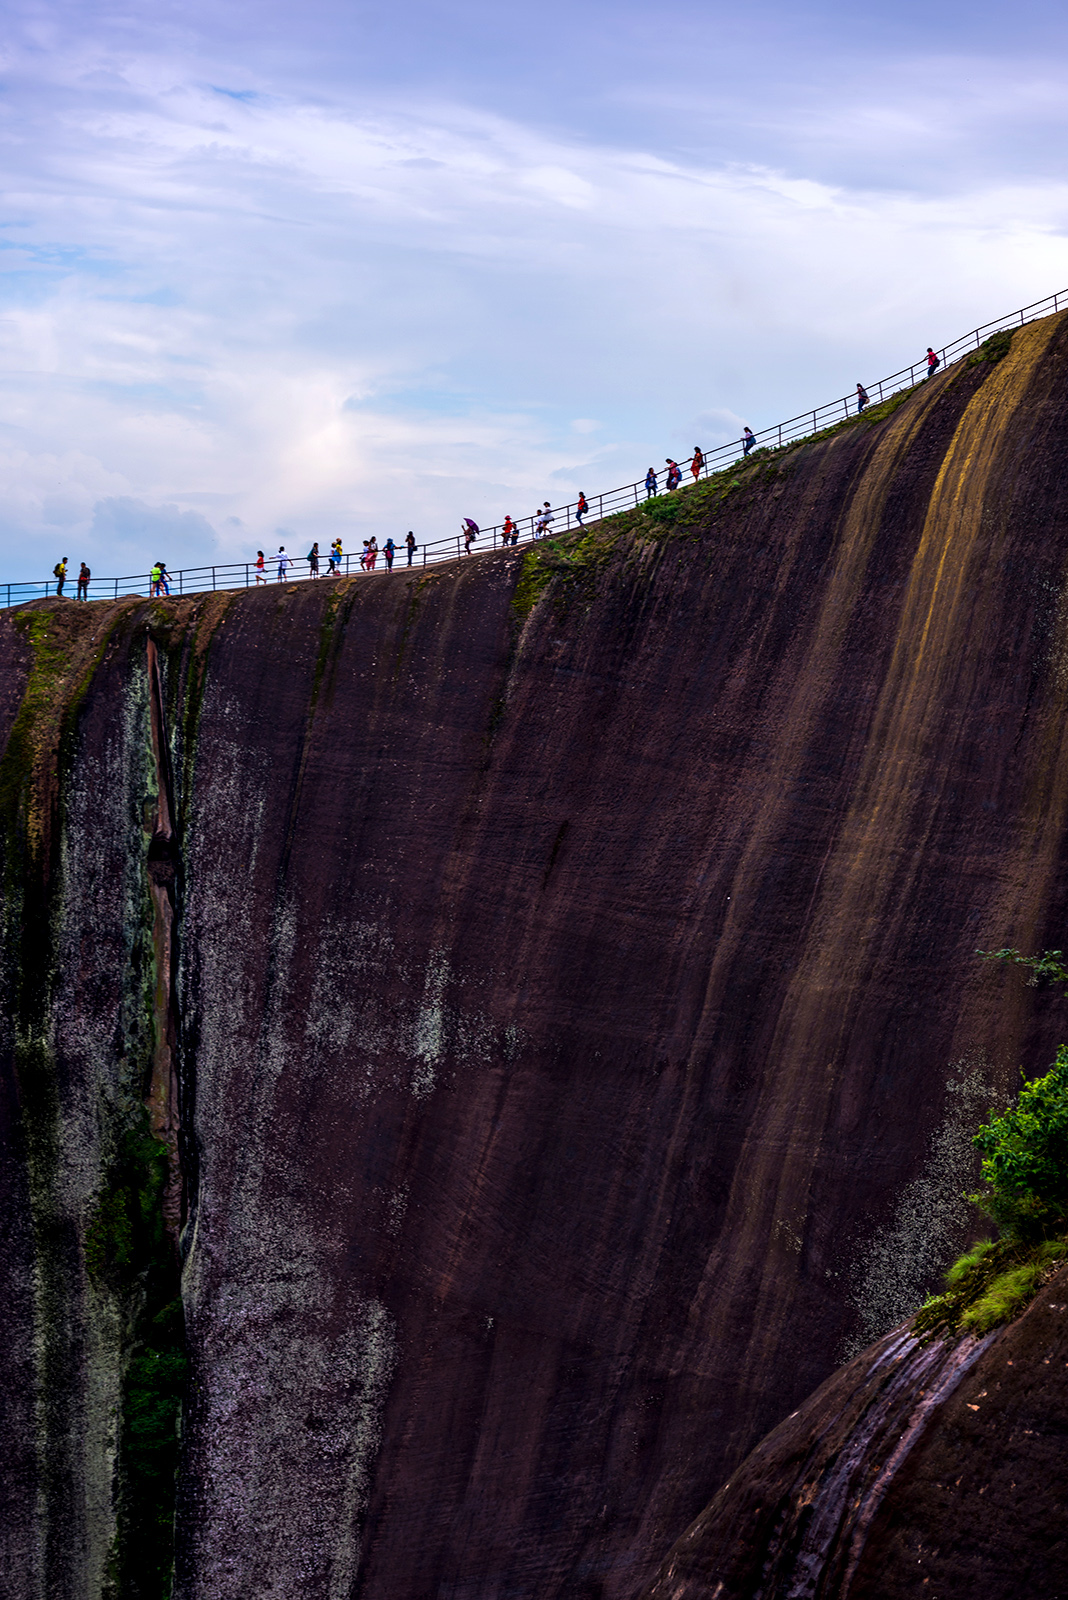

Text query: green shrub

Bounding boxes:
[970,1045,1068,1241]
[967,328,1014,366]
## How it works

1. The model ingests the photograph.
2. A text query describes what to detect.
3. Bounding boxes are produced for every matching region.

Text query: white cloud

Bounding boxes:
[0,24,1067,580]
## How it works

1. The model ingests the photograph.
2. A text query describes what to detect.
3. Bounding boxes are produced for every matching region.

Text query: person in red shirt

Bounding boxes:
[926,347,940,377]
[690,446,704,481]
[576,493,589,526]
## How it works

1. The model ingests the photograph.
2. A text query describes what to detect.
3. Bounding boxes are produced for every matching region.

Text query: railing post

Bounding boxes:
[114,579,118,599]
[423,546,426,566]
[245,564,249,587]
[778,424,782,446]
[212,567,216,591]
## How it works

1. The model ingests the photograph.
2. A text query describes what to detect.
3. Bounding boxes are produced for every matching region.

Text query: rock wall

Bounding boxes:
[5,313,1068,1596]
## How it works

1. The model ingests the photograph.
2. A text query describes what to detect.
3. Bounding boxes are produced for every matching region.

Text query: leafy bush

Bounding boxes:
[970,1045,1068,1241]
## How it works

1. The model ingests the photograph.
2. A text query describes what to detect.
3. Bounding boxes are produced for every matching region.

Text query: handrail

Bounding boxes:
[4,286,1064,610]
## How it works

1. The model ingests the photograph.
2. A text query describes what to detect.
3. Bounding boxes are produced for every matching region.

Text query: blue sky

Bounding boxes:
[2,0,1067,580]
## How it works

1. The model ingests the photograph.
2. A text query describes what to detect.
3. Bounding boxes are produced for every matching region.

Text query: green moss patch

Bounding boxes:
[915,1236,1066,1340]
[968,328,1014,366]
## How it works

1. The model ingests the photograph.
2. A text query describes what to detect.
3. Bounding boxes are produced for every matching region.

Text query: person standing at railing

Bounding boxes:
[462,518,479,553]
[536,503,554,537]
[255,550,266,584]
[742,427,756,456]
[158,562,171,596]
[926,347,940,378]
[690,446,704,482]
[53,557,68,596]
[329,537,342,575]
[307,541,320,577]
[384,537,396,570]
[645,467,658,499]
[150,561,163,596]
[856,384,869,414]
[665,459,681,490]
[406,531,417,566]
[76,562,90,600]
[575,495,588,527]
[502,514,516,543]
[276,546,291,581]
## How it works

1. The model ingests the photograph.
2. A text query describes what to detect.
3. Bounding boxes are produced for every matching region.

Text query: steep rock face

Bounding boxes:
[641,1263,1068,1600]
[5,314,1068,1596]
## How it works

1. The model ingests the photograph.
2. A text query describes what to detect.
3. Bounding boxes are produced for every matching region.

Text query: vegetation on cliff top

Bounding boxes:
[916,947,1068,1340]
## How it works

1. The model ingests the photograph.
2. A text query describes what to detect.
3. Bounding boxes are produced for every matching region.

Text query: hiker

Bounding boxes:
[742,427,756,456]
[53,557,68,596]
[384,537,395,570]
[502,515,515,544]
[856,384,869,413]
[690,446,704,481]
[329,538,342,575]
[405,531,417,566]
[575,493,588,527]
[76,562,90,601]
[360,540,371,570]
[277,546,291,581]
[926,347,939,378]
[536,502,554,537]
[462,518,479,553]
[254,550,266,584]
[158,562,171,596]
[665,459,681,491]
[150,560,163,596]
[645,467,658,499]
[307,541,320,577]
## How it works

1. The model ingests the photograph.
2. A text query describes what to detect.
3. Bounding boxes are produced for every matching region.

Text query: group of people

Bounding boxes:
[251,531,421,583]
[52,347,949,602]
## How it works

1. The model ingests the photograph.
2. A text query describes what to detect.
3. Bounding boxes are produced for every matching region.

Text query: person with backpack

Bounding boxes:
[665,459,681,491]
[742,427,756,456]
[856,383,870,413]
[691,446,704,482]
[926,347,940,378]
[307,541,320,577]
[502,515,515,544]
[254,550,266,584]
[645,467,658,499]
[53,557,68,596]
[575,494,588,527]
[76,562,90,600]
[405,531,417,566]
[384,537,395,570]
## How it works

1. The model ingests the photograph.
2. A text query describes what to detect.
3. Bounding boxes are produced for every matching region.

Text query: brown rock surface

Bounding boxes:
[641,1264,1068,1600]
[4,314,1068,1596]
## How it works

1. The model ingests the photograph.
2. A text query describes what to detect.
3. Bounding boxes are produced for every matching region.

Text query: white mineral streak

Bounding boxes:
[843,1052,996,1357]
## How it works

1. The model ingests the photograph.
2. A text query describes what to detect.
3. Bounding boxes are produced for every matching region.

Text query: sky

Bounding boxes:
[2,0,1068,582]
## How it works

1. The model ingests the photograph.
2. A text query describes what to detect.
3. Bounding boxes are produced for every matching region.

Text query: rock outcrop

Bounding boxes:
[642,1263,1068,1600]
[5,313,1068,1596]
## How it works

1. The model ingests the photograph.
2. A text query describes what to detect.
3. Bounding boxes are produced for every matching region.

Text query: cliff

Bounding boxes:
[4,312,1068,1597]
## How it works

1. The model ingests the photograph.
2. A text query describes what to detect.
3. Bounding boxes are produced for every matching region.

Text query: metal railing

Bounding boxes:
[5,286,1065,610]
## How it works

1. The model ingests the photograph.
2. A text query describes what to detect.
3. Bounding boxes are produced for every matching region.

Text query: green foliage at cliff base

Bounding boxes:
[915,1026,1068,1340]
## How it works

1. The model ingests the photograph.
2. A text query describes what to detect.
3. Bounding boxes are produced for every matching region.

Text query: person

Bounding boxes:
[53,557,68,596]
[926,346,940,378]
[329,537,342,575]
[277,546,291,581]
[76,562,90,601]
[645,467,658,499]
[665,459,681,491]
[536,502,554,537]
[254,550,266,584]
[405,531,417,566]
[691,446,704,481]
[150,561,163,597]
[502,514,515,544]
[384,536,395,570]
[462,518,479,553]
[856,384,870,414]
[307,541,320,577]
[575,494,588,527]
[742,427,756,456]
[367,537,378,570]
[360,540,371,570]
[158,562,171,596]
